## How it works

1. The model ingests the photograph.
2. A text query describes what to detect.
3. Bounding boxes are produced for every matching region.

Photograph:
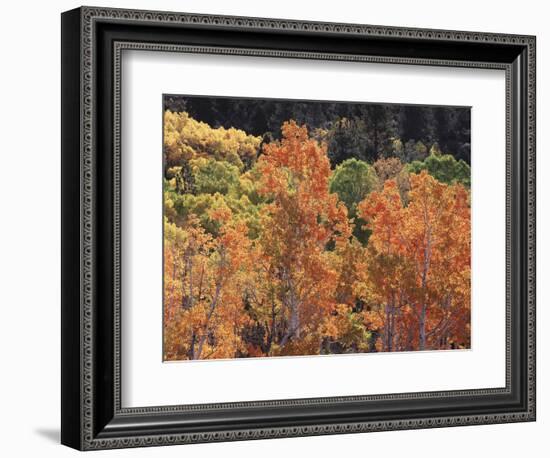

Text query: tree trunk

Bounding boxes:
[167,248,177,320]
[419,304,426,350]
[194,281,223,359]
[279,273,300,347]
[419,225,432,351]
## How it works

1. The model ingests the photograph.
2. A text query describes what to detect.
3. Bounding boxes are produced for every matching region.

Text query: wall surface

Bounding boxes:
[0,0,545,456]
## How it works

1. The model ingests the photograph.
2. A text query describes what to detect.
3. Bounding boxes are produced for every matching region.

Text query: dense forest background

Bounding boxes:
[163,95,471,361]
[164,95,471,165]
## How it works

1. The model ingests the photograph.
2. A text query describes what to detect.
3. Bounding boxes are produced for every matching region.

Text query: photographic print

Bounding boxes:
[163,95,471,361]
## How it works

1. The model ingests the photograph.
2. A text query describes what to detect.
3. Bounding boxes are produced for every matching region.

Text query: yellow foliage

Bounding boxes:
[164,111,261,170]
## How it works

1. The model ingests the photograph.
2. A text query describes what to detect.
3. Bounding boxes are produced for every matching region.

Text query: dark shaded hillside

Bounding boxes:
[164,94,471,164]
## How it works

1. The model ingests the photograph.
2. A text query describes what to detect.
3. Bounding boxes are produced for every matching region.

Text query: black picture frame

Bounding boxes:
[61,6,536,451]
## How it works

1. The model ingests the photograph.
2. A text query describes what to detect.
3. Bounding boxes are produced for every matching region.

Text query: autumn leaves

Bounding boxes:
[163,115,471,361]
[357,175,471,351]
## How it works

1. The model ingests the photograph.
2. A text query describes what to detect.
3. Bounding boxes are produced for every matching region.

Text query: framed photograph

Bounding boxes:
[61,6,536,450]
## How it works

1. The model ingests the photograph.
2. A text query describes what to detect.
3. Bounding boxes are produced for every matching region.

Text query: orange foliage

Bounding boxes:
[356,171,471,351]
[163,208,253,360]
[252,121,352,355]
[163,117,471,360]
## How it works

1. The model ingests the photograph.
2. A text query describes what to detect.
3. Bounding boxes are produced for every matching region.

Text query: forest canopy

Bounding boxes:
[163,95,471,361]
[164,95,472,164]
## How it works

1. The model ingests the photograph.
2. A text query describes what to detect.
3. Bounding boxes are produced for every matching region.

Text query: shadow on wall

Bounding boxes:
[34,428,59,443]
